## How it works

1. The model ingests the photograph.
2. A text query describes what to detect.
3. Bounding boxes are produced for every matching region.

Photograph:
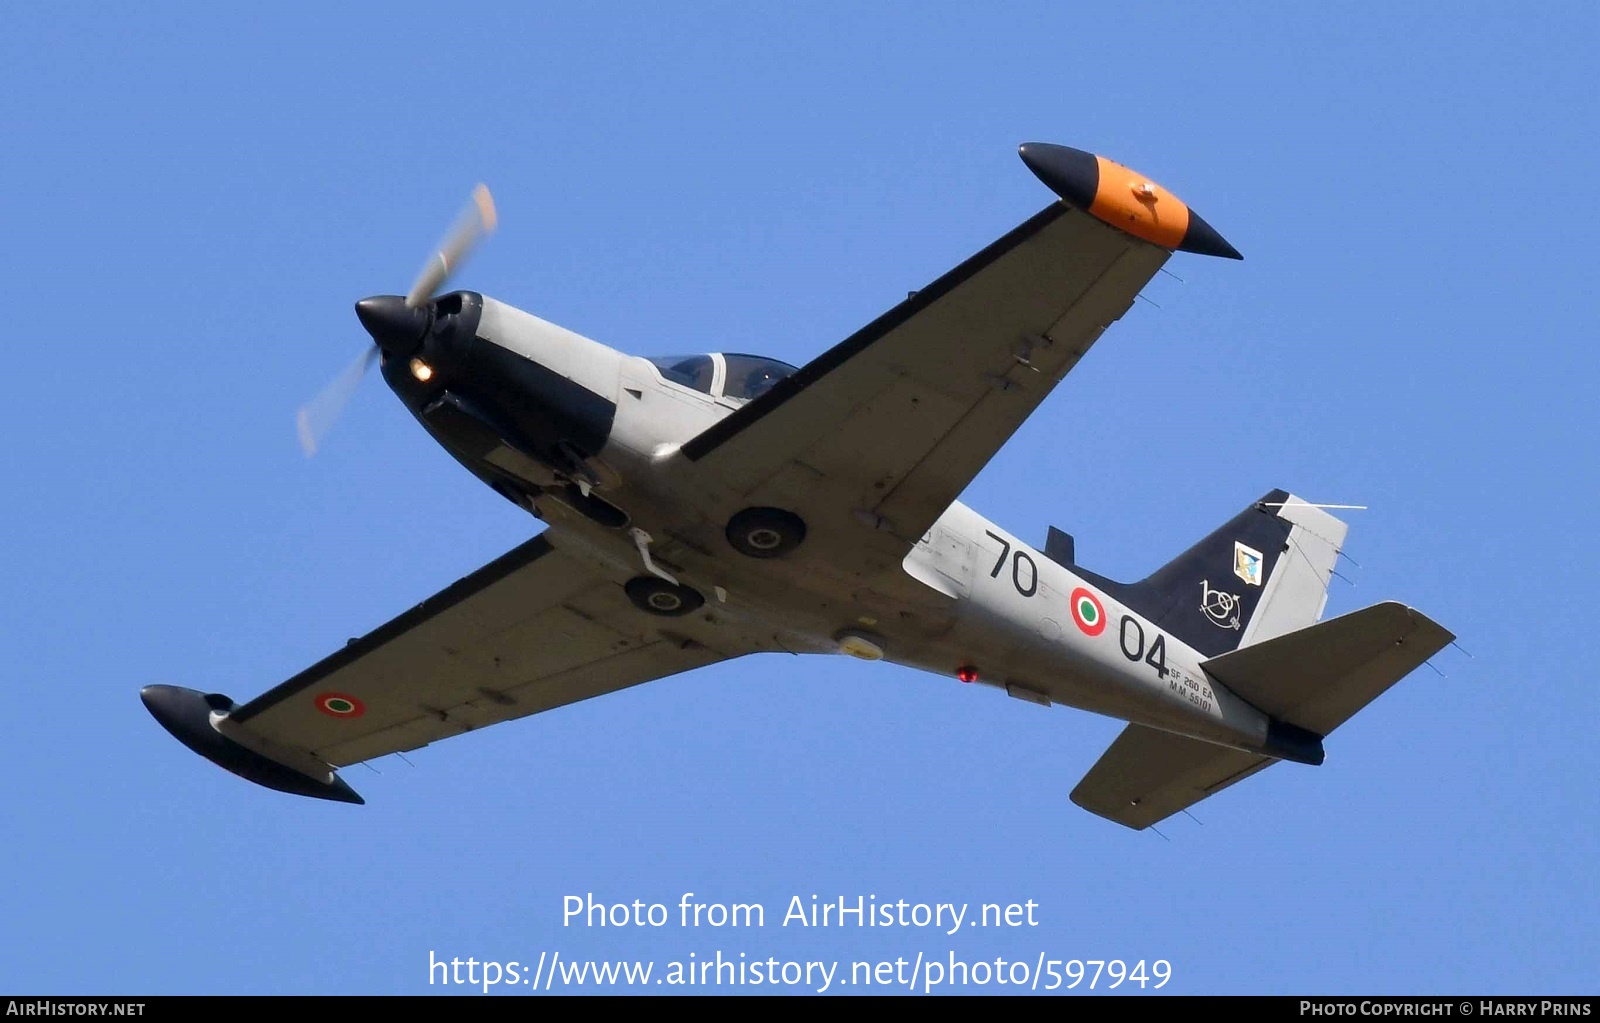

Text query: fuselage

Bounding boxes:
[380,292,1278,761]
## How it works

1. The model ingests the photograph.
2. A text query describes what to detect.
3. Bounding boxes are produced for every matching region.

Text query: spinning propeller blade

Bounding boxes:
[295,184,495,455]
[295,345,380,457]
[405,184,497,309]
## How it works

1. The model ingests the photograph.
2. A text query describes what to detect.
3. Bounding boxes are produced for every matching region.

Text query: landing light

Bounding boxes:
[409,357,434,382]
[835,631,884,661]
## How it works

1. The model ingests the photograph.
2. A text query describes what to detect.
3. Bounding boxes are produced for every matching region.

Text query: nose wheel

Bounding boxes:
[625,576,705,617]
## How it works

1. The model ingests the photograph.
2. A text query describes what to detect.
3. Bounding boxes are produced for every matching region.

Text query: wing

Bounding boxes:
[226,533,763,768]
[679,201,1170,572]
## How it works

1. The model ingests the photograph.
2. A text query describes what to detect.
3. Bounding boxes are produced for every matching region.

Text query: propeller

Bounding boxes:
[406,184,497,309]
[295,184,497,456]
[295,346,379,458]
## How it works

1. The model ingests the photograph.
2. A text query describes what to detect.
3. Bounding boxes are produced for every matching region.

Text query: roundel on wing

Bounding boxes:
[315,692,366,718]
[1069,587,1107,637]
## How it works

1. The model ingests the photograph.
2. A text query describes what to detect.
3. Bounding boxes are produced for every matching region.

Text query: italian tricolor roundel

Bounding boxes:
[1069,587,1107,637]
[314,692,365,718]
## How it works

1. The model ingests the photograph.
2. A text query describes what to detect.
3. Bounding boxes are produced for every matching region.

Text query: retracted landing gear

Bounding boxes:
[624,527,705,615]
[726,507,807,558]
[625,576,705,616]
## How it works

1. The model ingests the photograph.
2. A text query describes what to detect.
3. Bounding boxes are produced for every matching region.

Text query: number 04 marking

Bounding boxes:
[1117,615,1168,677]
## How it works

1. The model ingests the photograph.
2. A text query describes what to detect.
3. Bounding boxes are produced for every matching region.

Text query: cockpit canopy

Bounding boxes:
[646,353,798,403]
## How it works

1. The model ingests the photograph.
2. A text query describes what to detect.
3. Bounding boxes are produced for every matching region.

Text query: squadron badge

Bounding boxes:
[1234,541,1264,587]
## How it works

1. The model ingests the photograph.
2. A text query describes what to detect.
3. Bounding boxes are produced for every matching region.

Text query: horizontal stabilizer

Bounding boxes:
[1071,725,1273,830]
[1201,601,1454,735]
[1072,601,1453,829]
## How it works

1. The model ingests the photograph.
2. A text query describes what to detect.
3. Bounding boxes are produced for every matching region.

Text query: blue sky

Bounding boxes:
[3,2,1596,995]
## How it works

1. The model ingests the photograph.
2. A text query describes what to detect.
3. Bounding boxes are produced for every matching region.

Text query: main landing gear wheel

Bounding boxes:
[725,507,807,559]
[625,576,705,617]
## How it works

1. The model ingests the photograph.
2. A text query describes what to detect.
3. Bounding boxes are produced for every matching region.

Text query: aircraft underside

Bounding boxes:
[143,143,1450,830]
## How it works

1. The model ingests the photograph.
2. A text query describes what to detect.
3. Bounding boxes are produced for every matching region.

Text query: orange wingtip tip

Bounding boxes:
[1087,154,1190,251]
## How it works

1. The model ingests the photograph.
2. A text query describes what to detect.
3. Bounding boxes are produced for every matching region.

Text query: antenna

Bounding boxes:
[1262,501,1369,510]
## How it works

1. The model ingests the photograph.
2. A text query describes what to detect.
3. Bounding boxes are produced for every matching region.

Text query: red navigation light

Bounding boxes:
[956,665,979,684]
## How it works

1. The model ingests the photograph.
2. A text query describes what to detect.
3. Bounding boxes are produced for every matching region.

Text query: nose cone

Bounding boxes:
[141,683,230,734]
[355,295,430,355]
[141,683,193,725]
[1019,142,1100,209]
[1175,209,1243,261]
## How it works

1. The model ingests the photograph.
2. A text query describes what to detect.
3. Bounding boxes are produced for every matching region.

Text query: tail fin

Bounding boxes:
[1050,489,1348,658]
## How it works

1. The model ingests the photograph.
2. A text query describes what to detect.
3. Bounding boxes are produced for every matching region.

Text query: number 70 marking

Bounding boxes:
[984,530,1037,597]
